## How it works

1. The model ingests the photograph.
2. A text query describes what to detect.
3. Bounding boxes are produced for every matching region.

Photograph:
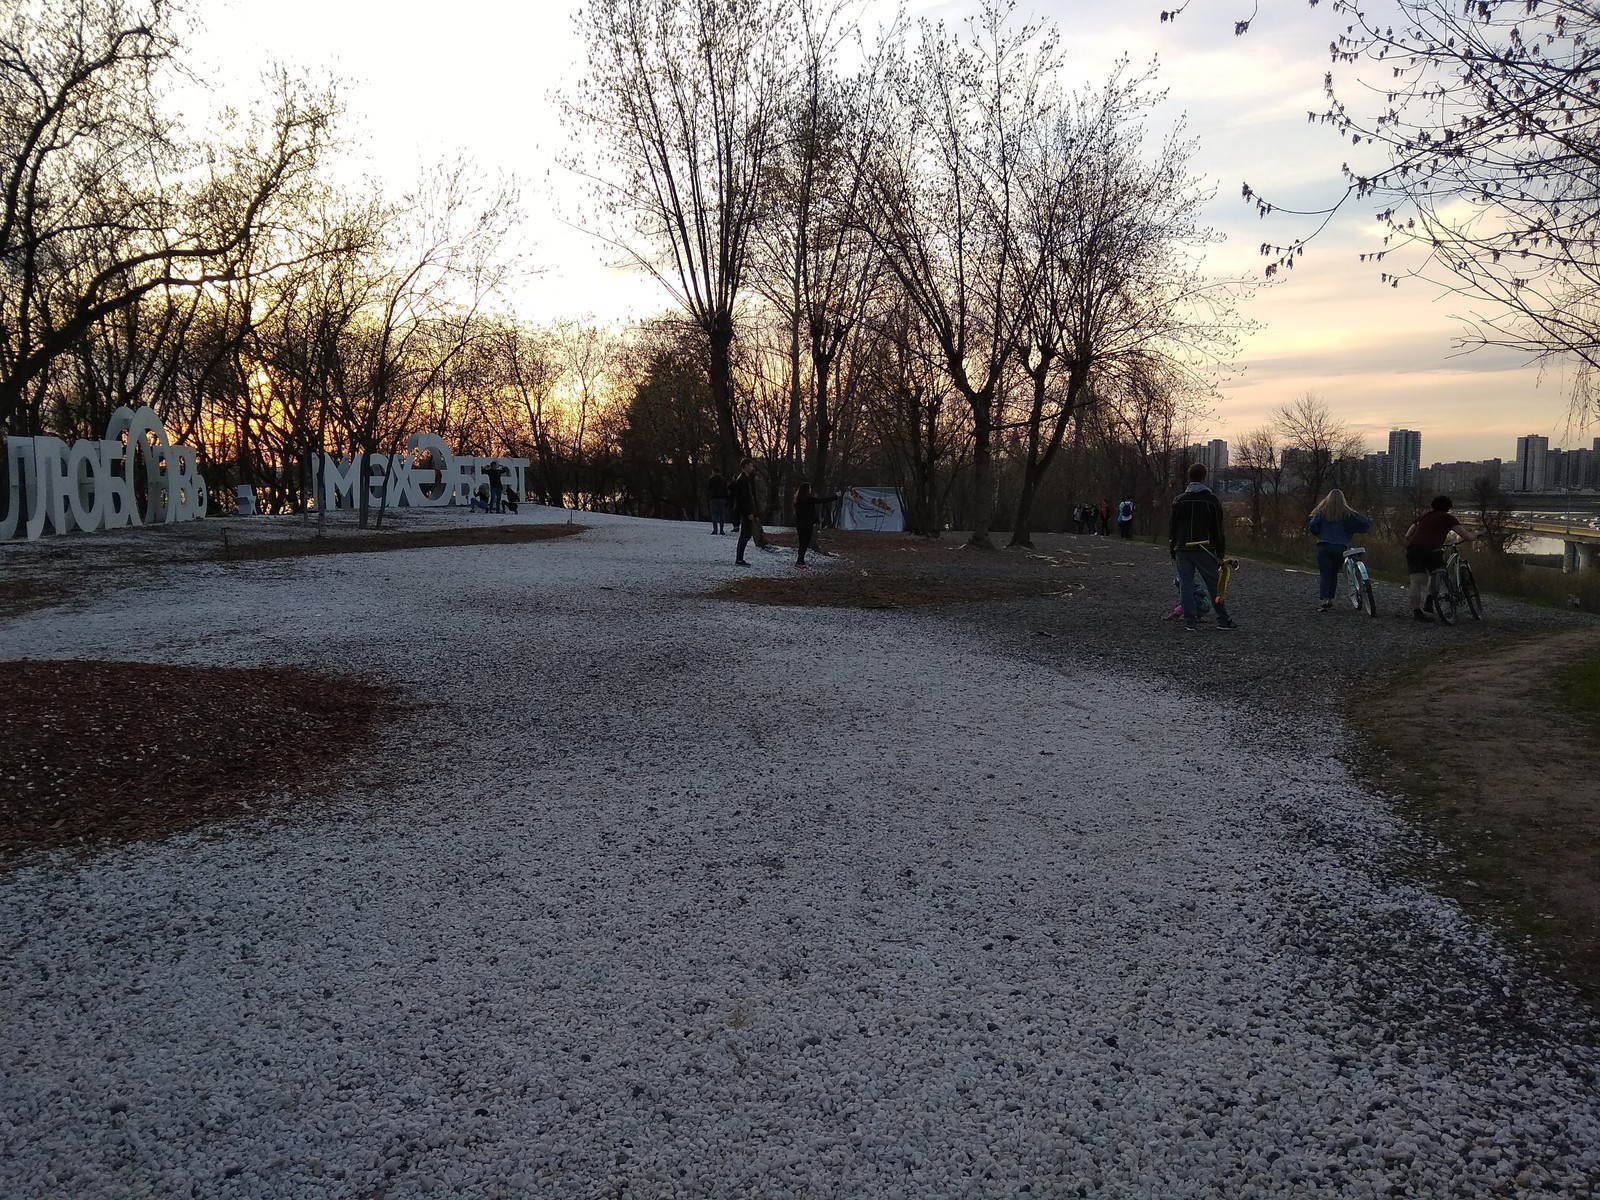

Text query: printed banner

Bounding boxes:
[838,486,904,532]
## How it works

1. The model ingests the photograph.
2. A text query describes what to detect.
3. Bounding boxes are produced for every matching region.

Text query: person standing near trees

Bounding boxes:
[484,460,507,513]
[1168,463,1239,632]
[1117,496,1134,539]
[729,458,762,566]
[707,469,729,535]
[792,482,839,569]
[1307,488,1373,612]
[1098,500,1111,536]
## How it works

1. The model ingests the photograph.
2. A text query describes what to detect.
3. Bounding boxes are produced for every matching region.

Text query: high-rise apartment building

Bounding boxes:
[1207,439,1229,475]
[1386,429,1422,489]
[1179,440,1229,478]
[1514,434,1550,491]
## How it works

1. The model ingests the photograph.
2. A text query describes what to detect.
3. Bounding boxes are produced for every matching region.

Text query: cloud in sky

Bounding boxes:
[191,0,1593,463]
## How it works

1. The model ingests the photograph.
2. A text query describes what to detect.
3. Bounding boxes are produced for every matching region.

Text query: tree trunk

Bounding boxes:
[708,314,740,474]
[1008,364,1079,549]
[968,396,995,549]
[810,344,833,489]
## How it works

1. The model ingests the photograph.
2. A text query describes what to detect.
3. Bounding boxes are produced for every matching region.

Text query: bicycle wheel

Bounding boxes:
[1361,577,1377,617]
[1460,564,1483,620]
[1432,578,1457,625]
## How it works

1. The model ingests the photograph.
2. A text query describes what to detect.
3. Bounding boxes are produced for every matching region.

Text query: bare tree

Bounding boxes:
[568,0,793,475]
[1006,63,1231,546]
[1234,423,1282,542]
[863,2,1055,548]
[1467,473,1524,557]
[862,301,970,537]
[335,163,518,528]
[1274,391,1364,513]
[0,1,333,433]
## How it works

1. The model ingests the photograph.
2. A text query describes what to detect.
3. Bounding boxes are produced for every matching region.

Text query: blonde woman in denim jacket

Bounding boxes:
[1307,489,1374,611]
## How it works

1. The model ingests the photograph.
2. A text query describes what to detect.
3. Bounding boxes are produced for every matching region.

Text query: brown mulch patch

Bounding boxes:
[710,530,1086,608]
[206,522,584,562]
[1,660,395,864]
[1351,627,1600,1006]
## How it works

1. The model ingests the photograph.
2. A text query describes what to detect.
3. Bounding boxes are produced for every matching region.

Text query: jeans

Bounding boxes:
[710,498,727,533]
[1316,543,1344,601]
[797,523,815,563]
[736,515,756,560]
[490,484,503,513]
[1175,548,1233,625]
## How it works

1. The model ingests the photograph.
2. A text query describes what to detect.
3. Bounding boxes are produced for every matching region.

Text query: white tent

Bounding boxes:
[837,486,905,532]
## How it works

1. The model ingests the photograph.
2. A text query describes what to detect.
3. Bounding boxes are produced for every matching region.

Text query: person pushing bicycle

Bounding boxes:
[1404,495,1477,623]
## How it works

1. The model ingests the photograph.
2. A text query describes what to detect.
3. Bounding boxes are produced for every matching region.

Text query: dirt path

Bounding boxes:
[1353,628,1600,1003]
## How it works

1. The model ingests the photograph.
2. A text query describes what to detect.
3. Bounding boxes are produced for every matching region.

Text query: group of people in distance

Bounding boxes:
[1070,499,1137,539]
[468,460,518,514]
[707,458,837,569]
[1170,459,1479,630]
[701,456,1479,621]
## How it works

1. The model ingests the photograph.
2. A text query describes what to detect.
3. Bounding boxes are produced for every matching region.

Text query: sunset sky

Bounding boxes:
[191,0,1597,464]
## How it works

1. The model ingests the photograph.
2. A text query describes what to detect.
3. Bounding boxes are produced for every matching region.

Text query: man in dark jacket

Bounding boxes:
[729,458,762,565]
[707,470,729,534]
[1168,463,1238,632]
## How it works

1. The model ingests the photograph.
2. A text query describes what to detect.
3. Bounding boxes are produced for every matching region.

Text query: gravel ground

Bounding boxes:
[1,509,1598,1199]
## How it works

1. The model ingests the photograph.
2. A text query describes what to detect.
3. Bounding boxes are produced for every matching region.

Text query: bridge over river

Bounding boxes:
[1508,493,1600,571]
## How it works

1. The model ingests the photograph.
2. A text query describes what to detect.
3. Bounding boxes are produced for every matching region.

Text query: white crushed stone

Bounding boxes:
[1,507,1597,1198]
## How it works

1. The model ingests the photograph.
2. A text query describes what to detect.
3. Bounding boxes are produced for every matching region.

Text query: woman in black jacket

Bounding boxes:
[793,482,838,568]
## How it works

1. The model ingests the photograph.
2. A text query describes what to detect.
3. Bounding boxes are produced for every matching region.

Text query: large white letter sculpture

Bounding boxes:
[2,419,529,538]
[1,408,207,540]
[314,438,528,512]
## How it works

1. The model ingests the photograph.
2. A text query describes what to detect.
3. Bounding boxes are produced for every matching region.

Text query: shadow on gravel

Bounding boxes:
[0,661,398,866]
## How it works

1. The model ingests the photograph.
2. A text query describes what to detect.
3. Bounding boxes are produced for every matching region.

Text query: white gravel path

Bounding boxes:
[2,508,1597,1199]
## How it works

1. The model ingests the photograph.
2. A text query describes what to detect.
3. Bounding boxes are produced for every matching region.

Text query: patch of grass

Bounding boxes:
[1350,630,1600,1007]
[1559,649,1600,736]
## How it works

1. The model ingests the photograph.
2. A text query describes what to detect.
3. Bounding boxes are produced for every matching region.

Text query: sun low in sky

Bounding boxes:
[192,0,1591,464]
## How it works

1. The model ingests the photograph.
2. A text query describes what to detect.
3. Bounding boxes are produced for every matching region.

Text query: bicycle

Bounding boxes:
[1427,542,1483,625]
[1341,546,1377,617]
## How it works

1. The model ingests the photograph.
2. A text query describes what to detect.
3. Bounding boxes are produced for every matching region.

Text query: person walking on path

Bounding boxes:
[1117,496,1134,539]
[792,482,839,568]
[1307,489,1374,611]
[729,458,765,565]
[1168,463,1238,632]
[1098,500,1111,536]
[484,461,507,513]
[1404,495,1478,622]
[707,470,729,535]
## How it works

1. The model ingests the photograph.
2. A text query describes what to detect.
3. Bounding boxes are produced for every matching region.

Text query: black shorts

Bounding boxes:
[1405,546,1445,575]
